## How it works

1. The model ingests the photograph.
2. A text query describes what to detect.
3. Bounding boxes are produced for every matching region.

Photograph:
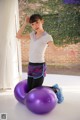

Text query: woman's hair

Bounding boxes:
[29,14,43,23]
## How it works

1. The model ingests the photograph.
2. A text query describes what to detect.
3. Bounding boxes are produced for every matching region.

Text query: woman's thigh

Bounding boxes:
[27,76,44,92]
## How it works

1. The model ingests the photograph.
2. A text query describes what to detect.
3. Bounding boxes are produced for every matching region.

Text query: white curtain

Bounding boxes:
[0,0,22,89]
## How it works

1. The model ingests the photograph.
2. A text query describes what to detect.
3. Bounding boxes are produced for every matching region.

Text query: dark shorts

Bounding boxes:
[28,62,47,79]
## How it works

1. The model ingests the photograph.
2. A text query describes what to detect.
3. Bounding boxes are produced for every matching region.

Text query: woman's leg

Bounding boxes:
[27,76,64,103]
[27,76,58,94]
[27,77,34,92]
[33,76,44,88]
[27,76,58,93]
[33,77,64,104]
[27,76,44,92]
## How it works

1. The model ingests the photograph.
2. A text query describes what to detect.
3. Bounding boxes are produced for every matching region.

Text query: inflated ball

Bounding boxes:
[24,86,57,114]
[14,80,28,104]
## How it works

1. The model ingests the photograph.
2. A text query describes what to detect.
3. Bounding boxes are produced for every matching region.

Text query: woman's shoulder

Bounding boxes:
[44,31,52,37]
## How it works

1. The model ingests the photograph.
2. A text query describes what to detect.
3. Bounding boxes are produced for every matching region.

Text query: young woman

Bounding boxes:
[16,14,64,103]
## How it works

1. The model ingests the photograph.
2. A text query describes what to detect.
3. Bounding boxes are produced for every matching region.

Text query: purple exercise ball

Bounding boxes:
[24,87,57,114]
[14,80,28,104]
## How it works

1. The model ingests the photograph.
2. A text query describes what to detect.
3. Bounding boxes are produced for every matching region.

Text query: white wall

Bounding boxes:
[0,0,22,89]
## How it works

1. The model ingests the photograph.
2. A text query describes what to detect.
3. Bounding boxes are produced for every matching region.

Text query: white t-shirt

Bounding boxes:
[29,31,53,63]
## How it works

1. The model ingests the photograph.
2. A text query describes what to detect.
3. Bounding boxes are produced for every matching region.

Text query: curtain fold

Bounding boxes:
[0,0,22,89]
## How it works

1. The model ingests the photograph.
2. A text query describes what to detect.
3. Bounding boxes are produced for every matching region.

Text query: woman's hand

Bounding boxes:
[24,16,30,25]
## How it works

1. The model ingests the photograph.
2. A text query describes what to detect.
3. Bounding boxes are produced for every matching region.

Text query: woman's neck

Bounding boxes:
[35,29,45,39]
[35,28,44,35]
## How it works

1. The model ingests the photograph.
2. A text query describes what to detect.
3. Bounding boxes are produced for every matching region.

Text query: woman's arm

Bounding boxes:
[16,16,30,40]
[48,41,58,51]
[47,41,65,56]
[48,41,76,56]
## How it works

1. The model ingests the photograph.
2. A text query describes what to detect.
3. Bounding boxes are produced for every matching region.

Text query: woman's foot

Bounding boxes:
[52,84,64,104]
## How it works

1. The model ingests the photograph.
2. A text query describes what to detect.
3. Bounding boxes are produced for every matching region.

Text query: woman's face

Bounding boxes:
[30,19,44,31]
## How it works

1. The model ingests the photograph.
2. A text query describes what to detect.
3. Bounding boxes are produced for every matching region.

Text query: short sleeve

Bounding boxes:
[46,35,53,43]
[43,34,53,44]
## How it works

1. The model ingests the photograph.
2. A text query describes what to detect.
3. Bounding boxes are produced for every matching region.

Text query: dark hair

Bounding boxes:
[29,14,43,23]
